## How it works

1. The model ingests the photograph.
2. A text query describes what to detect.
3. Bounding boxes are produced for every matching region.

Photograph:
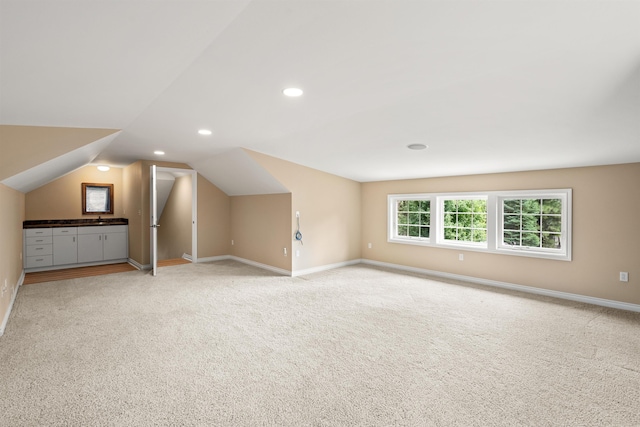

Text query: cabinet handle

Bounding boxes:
[36,239,43,242]
[36,258,43,261]
[105,235,107,241]
[99,235,102,241]
[35,248,42,250]
[35,231,43,234]
[61,230,68,233]
[73,237,76,242]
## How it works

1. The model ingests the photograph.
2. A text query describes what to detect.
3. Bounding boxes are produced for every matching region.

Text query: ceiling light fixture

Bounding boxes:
[97,165,110,172]
[198,129,212,135]
[407,144,428,150]
[154,150,165,155]
[283,87,303,97]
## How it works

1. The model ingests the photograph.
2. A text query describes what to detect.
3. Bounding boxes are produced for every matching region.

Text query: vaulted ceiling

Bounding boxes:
[2,0,639,190]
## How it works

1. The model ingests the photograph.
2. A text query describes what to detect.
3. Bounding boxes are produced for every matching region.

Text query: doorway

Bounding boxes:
[150,167,197,275]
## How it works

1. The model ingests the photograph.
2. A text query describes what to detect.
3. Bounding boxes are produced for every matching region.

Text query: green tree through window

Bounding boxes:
[443,198,487,243]
[396,199,430,239]
[503,198,562,249]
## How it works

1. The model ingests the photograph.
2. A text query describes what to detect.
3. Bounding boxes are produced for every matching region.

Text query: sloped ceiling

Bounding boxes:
[1,1,639,192]
[1,132,121,193]
[190,149,289,196]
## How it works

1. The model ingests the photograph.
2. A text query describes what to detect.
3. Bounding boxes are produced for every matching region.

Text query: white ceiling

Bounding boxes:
[2,0,639,185]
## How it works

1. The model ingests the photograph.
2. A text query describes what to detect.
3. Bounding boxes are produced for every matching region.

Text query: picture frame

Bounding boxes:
[82,183,114,215]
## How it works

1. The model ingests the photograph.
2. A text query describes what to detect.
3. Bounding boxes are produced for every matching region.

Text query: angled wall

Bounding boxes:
[246,150,362,273]
[0,125,119,181]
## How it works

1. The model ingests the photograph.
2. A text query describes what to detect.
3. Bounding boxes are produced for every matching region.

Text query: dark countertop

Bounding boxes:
[23,218,129,228]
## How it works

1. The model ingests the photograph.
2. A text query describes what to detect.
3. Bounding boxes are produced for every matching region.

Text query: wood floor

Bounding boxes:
[24,258,191,285]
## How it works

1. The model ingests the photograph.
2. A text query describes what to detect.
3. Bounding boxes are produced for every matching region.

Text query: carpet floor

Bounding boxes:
[1,260,639,426]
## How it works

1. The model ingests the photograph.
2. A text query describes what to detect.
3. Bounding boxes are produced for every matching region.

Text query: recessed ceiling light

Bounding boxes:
[154,150,165,155]
[283,87,303,97]
[97,165,110,172]
[407,144,428,150]
[198,129,212,135]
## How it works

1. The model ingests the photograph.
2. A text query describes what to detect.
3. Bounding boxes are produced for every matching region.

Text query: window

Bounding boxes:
[441,198,487,246]
[388,189,571,260]
[389,196,431,244]
[498,193,569,256]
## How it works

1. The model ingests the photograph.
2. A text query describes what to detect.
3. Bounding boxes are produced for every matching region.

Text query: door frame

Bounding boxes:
[150,167,198,275]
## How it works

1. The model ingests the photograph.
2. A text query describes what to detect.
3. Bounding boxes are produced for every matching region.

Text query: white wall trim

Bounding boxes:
[182,253,193,262]
[197,255,292,276]
[229,256,291,276]
[292,259,362,277]
[128,258,150,271]
[361,259,640,313]
[0,270,25,337]
[197,255,232,263]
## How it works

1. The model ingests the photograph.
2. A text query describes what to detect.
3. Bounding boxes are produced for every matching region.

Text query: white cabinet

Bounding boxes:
[53,227,78,265]
[24,224,128,271]
[24,228,53,268]
[103,229,128,260]
[77,225,128,264]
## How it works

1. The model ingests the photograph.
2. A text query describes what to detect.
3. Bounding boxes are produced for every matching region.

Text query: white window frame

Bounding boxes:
[388,195,433,246]
[436,195,488,249]
[387,189,572,261]
[496,189,571,260]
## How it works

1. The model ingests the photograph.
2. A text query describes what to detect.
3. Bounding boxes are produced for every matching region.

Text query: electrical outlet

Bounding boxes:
[459,254,464,261]
[368,243,372,249]
[231,240,234,246]
[296,211,300,218]
[620,272,629,282]
[296,250,300,257]
[283,248,287,256]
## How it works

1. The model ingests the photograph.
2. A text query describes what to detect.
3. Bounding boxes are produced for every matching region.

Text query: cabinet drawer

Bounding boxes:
[26,244,53,256]
[53,227,77,236]
[26,255,53,268]
[25,228,53,237]
[26,236,53,245]
[103,225,127,234]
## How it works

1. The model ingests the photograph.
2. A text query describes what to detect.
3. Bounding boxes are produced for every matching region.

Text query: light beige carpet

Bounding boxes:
[1,260,639,426]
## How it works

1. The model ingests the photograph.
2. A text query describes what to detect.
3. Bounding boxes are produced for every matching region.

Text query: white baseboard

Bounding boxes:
[182,253,193,262]
[128,258,150,271]
[229,256,291,276]
[292,259,362,277]
[197,255,231,263]
[0,270,25,337]
[196,255,361,278]
[197,255,291,276]
[361,259,640,313]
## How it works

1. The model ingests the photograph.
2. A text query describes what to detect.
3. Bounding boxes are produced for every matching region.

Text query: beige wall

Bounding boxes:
[122,161,143,265]
[246,150,362,272]
[0,125,119,181]
[230,193,292,272]
[362,163,640,305]
[0,184,25,333]
[157,175,192,260]
[197,174,231,258]
[25,165,124,220]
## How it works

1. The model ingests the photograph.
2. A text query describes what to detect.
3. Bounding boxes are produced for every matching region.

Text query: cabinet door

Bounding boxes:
[77,234,103,263]
[103,232,127,260]
[53,235,78,265]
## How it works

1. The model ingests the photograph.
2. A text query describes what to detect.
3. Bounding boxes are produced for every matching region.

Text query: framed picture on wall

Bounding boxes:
[82,183,114,215]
